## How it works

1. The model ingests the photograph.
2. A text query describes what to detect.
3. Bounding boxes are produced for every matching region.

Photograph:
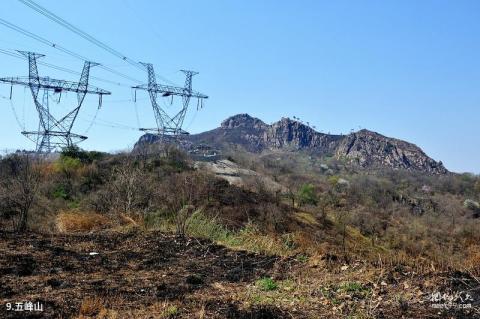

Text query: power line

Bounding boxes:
[0,48,149,132]
[0,17,141,85]
[9,99,25,130]
[0,48,130,87]
[83,107,100,134]
[18,0,178,86]
[121,0,165,42]
[77,112,139,131]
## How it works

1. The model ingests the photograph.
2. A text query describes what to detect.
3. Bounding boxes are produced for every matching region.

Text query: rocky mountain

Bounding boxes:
[135,114,447,174]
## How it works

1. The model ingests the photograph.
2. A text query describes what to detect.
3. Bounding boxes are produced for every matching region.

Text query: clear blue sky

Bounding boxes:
[0,0,479,173]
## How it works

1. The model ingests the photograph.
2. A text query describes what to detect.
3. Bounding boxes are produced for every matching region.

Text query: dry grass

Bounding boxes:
[56,211,112,233]
[293,211,320,226]
[78,297,106,317]
[75,297,124,319]
[75,296,182,318]
[464,244,480,276]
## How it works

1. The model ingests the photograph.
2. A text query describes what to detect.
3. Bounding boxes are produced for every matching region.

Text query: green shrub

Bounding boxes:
[256,277,278,291]
[53,185,68,199]
[61,145,104,164]
[328,175,340,186]
[297,183,318,206]
[55,156,82,177]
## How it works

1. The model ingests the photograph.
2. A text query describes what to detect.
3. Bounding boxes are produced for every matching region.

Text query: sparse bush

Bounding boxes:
[297,183,318,206]
[0,154,42,232]
[109,158,152,215]
[176,205,195,236]
[328,175,340,186]
[475,179,480,195]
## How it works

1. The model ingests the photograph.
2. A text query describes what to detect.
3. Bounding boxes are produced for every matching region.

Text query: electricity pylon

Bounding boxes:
[0,51,110,153]
[133,63,208,137]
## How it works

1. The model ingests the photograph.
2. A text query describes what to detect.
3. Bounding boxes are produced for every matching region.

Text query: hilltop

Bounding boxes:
[135,114,447,174]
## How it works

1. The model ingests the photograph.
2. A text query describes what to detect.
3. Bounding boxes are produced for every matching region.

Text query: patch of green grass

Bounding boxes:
[296,254,309,263]
[186,214,296,256]
[186,211,231,242]
[340,282,364,293]
[319,286,337,300]
[232,223,295,256]
[67,199,80,209]
[163,305,178,317]
[145,210,295,256]
[144,210,175,232]
[256,277,278,291]
[279,279,295,291]
[338,282,371,298]
[281,233,296,250]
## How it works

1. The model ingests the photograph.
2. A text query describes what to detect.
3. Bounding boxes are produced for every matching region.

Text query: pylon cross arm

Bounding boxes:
[0,76,110,95]
[133,83,207,99]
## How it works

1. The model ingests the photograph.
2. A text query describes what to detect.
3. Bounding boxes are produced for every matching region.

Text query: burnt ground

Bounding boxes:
[1,230,479,319]
[0,230,298,319]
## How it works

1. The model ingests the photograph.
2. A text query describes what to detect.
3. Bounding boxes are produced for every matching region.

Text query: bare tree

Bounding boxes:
[175,205,195,237]
[0,155,42,232]
[284,187,295,208]
[110,158,150,216]
[336,209,351,262]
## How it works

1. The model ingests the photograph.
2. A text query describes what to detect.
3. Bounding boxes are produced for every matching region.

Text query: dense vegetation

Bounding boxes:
[1,145,479,275]
[1,146,480,318]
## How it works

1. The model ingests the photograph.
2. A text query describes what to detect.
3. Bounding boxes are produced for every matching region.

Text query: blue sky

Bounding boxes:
[0,0,479,173]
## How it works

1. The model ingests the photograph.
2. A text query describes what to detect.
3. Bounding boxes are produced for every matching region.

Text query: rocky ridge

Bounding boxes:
[135,113,447,174]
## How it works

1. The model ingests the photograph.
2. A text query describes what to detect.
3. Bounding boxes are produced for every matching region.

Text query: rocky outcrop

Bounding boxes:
[221,113,267,130]
[135,113,448,174]
[335,130,447,174]
[263,117,342,154]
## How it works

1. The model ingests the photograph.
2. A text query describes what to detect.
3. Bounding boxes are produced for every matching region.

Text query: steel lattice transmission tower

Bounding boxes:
[133,63,208,136]
[0,51,110,153]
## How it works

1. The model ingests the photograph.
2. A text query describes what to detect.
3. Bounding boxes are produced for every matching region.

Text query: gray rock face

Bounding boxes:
[335,130,447,174]
[135,113,448,174]
[135,133,162,146]
[264,117,342,153]
[221,113,267,130]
